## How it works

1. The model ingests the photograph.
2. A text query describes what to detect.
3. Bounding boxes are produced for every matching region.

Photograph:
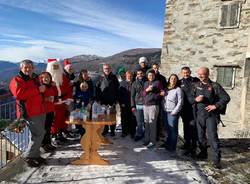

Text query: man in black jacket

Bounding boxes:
[96,63,119,136]
[131,69,146,141]
[152,63,167,88]
[194,67,230,169]
[179,67,200,156]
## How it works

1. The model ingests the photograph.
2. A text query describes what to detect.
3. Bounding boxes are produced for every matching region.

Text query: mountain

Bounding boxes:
[0,61,47,82]
[69,48,161,73]
[0,48,161,84]
[0,61,19,82]
[0,61,18,72]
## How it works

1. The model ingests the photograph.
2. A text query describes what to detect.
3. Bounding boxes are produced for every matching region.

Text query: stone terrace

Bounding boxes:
[0,135,207,184]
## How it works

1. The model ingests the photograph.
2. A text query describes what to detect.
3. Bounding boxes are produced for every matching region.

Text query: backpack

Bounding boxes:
[211,82,228,115]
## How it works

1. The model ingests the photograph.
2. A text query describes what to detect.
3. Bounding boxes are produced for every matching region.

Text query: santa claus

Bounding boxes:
[46,58,73,143]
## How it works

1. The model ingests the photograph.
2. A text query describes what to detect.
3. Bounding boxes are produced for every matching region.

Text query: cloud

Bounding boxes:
[0,0,164,61]
[0,35,137,61]
[0,0,163,45]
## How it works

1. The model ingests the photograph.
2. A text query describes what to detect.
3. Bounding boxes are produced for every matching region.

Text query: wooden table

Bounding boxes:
[66,114,116,165]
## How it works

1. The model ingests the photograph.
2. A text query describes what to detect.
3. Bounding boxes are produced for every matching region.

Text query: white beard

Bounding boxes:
[46,62,64,97]
[46,63,63,86]
[51,71,63,86]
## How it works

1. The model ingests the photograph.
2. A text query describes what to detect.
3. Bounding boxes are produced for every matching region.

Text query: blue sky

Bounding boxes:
[0,0,166,62]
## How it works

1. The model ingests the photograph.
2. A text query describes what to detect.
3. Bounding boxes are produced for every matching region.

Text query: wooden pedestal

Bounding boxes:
[66,114,116,165]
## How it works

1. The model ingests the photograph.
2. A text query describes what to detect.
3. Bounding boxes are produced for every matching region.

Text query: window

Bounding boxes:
[219,1,241,28]
[215,66,236,88]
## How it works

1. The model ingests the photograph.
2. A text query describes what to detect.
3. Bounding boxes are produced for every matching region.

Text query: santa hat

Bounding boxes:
[64,59,71,69]
[48,58,58,64]
[139,56,147,64]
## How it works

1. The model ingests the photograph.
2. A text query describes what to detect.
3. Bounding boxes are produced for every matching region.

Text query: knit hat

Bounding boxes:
[117,67,126,75]
[64,59,71,70]
[138,56,147,64]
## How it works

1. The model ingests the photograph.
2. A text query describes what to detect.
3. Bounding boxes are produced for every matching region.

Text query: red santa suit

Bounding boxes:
[46,59,73,135]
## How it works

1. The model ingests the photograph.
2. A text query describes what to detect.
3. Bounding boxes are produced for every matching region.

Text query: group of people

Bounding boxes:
[9,56,230,169]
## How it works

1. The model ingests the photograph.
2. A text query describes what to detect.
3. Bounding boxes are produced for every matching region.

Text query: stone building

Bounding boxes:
[161,0,250,129]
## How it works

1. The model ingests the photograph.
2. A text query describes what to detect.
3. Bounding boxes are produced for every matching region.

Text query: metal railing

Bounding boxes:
[0,97,30,169]
[0,98,16,120]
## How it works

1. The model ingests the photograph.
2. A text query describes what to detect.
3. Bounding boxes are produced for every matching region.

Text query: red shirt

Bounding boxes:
[43,85,57,113]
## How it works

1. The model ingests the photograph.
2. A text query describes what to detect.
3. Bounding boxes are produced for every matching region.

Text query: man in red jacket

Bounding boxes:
[46,58,73,144]
[9,59,46,167]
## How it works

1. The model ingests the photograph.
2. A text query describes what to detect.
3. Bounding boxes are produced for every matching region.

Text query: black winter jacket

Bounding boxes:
[155,73,167,89]
[143,80,163,106]
[194,79,230,116]
[95,73,119,105]
[118,80,133,106]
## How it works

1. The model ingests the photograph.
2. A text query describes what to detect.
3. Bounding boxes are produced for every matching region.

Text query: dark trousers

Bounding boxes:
[76,125,85,136]
[182,115,198,152]
[156,107,164,141]
[196,114,221,162]
[103,124,116,134]
[120,105,136,136]
[42,112,54,146]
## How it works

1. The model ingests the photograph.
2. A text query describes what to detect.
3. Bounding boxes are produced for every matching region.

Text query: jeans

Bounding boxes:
[165,112,179,151]
[135,105,145,137]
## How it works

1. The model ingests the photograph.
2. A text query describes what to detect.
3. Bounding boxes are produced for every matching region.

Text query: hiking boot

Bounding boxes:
[36,156,46,164]
[146,142,155,149]
[51,138,63,147]
[62,131,76,140]
[165,146,176,152]
[183,149,197,158]
[180,143,190,150]
[121,133,127,138]
[159,143,167,148]
[212,161,222,169]
[56,133,68,142]
[130,134,135,139]
[134,136,143,142]
[42,144,56,152]
[102,131,108,136]
[24,158,41,167]
[196,151,208,160]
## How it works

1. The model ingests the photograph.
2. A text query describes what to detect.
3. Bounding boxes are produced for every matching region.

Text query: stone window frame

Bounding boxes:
[218,1,242,29]
[214,65,238,89]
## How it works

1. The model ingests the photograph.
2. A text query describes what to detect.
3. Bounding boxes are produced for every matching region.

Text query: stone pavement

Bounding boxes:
[1,134,208,184]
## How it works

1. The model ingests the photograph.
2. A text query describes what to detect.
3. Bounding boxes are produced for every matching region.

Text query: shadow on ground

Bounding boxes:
[197,138,250,184]
[4,134,207,184]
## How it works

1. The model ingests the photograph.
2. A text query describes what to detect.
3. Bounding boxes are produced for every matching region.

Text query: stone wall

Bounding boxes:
[161,0,250,128]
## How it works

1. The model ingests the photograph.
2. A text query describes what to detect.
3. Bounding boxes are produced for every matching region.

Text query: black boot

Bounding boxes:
[102,125,109,136]
[212,161,222,169]
[196,150,208,160]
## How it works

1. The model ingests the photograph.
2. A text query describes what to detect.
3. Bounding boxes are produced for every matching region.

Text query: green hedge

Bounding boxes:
[0,119,12,131]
